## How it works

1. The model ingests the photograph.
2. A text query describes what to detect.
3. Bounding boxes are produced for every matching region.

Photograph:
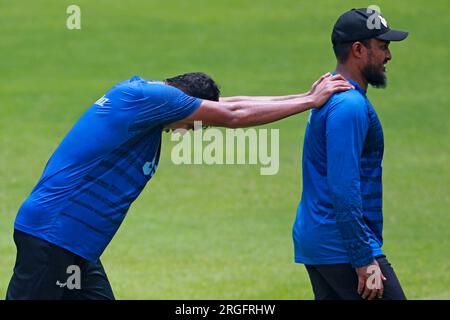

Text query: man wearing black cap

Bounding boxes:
[292,8,408,300]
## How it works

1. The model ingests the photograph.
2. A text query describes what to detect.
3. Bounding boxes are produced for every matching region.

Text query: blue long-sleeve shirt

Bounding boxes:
[292,79,384,268]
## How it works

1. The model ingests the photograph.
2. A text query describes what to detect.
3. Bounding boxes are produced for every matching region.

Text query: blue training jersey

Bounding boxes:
[15,75,202,261]
[292,79,384,268]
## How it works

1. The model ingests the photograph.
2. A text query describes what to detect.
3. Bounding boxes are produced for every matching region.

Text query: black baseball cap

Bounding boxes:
[332,8,408,45]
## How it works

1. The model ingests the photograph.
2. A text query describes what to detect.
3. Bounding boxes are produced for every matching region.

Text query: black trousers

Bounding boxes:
[305,255,407,300]
[6,229,115,300]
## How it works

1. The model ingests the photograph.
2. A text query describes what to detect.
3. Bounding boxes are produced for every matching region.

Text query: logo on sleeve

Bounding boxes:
[95,95,110,107]
[143,156,158,178]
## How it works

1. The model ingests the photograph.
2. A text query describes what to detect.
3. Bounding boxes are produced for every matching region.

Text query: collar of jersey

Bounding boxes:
[331,71,367,96]
[347,79,367,96]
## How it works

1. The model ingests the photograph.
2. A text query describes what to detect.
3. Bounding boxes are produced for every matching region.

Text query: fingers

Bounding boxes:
[367,286,380,300]
[369,279,384,300]
[309,73,353,107]
[357,277,365,295]
[316,73,346,86]
[312,72,332,88]
[332,85,353,93]
[328,74,346,81]
[361,285,371,300]
[319,74,345,83]
[362,285,380,300]
[378,282,384,300]
[361,274,385,300]
[322,78,353,92]
[330,79,354,88]
[313,74,351,93]
[310,79,320,91]
[378,272,387,299]
[332,81,354,89]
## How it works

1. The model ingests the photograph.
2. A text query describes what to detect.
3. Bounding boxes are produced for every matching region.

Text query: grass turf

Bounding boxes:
[0,0,449,299]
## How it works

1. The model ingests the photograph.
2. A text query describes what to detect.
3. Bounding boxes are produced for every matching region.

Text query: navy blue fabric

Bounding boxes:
[6,229,115,300]
[305,255,407,300]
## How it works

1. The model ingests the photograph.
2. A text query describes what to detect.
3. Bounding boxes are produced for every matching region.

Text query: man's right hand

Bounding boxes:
[356,259,387,300]
[308,73,354,107]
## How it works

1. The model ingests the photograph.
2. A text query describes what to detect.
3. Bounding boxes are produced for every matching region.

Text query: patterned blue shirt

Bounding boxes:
[15,75,202,261]
[293,79,384,268]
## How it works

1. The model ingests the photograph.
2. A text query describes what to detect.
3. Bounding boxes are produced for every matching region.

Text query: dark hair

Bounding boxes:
[165,72,220,101]
[333,39,372,63]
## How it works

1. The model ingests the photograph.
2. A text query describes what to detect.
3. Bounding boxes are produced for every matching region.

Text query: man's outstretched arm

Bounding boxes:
[183,74,353,128]
[219,72,336,103]
[219,93,308,103]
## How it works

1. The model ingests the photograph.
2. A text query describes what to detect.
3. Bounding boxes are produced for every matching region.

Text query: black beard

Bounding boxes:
[362,62,387,88]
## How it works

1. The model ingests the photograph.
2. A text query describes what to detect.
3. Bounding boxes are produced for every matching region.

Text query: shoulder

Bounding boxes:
[330,89,366,107]
[107,76,146,99]
[112,76,175,94]
[326,89,368,118]
[139,80,188,99]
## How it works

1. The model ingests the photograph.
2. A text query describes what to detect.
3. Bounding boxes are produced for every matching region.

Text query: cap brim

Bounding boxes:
[376,29,409,42]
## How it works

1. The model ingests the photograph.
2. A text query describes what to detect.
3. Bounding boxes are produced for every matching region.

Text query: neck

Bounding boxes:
[335,63,368,91]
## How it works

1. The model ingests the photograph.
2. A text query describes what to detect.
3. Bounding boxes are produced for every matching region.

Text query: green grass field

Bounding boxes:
[1,0,449,299]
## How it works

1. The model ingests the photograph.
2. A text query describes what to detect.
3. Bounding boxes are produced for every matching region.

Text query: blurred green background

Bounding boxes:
[0,0,449,299]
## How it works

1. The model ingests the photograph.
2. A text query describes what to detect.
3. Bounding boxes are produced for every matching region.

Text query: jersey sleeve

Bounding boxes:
[129,82,202,132]
[325,93,373,268]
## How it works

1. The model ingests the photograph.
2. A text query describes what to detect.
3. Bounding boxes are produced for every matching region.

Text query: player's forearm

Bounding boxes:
[219,93,309,103]
[328,162,374,267]
[328,157,374,268]
[223,95,314,128]
[332,199,374,268]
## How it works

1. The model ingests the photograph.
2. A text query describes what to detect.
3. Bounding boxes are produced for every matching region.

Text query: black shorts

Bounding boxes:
[6,229,115,300]
[305,255,407,300]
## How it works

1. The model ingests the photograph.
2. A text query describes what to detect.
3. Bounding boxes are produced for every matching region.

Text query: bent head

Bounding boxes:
[164,72,220,132]
[165,72,220,102]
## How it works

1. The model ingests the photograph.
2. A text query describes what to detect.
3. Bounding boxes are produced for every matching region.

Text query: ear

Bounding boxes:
[350,41,368,60]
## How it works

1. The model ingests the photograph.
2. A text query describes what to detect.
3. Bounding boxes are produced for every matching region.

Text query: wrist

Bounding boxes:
[302,94,316,109]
